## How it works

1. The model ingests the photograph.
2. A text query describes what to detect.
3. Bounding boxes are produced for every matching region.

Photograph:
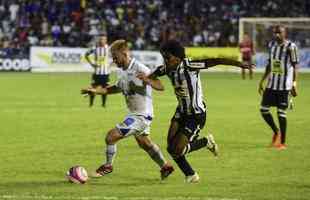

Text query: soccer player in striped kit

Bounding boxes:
[138,40,250,183]
[258,25,299,150]
[85,34,110,107]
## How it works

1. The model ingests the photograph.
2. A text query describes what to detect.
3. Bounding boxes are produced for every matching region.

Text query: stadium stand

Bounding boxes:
[0,0,309,57]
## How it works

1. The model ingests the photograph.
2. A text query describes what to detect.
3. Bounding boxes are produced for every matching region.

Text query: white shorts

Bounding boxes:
[116,114,152,137]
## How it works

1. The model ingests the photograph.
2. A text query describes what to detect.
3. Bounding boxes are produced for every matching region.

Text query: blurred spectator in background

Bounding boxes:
[0,0,309,58]
[239,33,255,79]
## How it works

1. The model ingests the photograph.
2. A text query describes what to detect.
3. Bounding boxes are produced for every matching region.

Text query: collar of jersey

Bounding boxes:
[127,58,135,70]
[176,58,190,70]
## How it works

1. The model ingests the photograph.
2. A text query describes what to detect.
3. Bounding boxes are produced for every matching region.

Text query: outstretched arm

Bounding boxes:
[81,85,122,95]
[190,58,251,69]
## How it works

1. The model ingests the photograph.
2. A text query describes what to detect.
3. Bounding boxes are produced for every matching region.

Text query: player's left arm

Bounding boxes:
[85,49,98,68]
[291,64,298,97]
[187,58,253,70]
[290,44,299,97]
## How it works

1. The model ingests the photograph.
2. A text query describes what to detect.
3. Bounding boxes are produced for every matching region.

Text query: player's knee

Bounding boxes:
[105,129,119,144]
[260,106,270,115]
[167,145,182,159]
[137,141,150,151]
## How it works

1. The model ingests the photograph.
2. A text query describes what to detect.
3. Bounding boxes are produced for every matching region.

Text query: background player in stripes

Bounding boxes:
[81,39,174,180]
[138,40,251,183]
[85,34,110,107]
[258,25,299,150]
[239,33,255,79]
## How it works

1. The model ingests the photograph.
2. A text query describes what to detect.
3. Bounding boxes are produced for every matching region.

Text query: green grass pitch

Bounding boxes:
[0,72,309,200]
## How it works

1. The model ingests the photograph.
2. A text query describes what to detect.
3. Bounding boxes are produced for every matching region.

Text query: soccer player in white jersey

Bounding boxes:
[81,39,174,180]
[258,25,299,150]
[138,40,250,183]
[85,34,110,107]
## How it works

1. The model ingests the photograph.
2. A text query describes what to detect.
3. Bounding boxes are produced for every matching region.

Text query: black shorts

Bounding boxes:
[261,89,289,109]
[172,110,206,141]
[91,74,109,87]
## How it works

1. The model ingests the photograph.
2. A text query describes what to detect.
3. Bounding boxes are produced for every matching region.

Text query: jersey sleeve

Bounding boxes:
[137,63,152,76]
[186,59,207,70]
[289,43,299,65]
[151,65,166,77]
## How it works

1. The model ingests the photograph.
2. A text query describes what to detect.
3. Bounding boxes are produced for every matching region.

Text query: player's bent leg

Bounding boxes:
[168,134,196,180]
[135,135,174,180]
[94,128,124,177]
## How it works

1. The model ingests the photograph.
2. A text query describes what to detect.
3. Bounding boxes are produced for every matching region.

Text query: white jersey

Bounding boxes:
[116,58,153,118]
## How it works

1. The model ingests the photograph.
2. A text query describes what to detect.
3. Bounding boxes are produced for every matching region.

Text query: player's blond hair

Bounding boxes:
[110,39,128,54]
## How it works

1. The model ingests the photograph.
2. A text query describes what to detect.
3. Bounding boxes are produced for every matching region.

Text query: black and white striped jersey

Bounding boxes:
[153,58,206,115]
[266,40,298,91]
[87,44,110,75]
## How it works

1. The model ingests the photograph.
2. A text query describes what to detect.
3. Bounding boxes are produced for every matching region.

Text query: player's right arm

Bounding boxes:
[85,49,97,68]
[136,72,164,91]
[136,64,165,91]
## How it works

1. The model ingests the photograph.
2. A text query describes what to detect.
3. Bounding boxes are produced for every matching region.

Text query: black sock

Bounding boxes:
[261,111,279,134]
[173,156,195,176]
[89,94,95,107]
[187,137,208,153]
[278,115,287,144]
[101,94,107,107]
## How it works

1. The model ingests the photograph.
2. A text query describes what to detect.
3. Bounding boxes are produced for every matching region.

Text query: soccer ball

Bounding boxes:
[66,166,88,184]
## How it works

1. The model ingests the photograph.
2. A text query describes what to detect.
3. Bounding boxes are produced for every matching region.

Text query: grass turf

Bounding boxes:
[0,72,309,200]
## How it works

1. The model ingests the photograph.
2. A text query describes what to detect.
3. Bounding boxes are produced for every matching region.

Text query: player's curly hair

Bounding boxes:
[160,40,185,59]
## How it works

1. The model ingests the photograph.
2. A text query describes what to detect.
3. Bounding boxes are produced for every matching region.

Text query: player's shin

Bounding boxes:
[183,137,208,155]
[277,109,287,144]
[167,146,195,176]
[106,144,117,165]
[101,94,107,107]
[146,144,166,167]
[173,156,195,176]
[260,106,279,134]
[89,94,95,107]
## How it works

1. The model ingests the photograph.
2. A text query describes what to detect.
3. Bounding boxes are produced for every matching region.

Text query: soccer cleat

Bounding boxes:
[93,164,113,177]
[275,144,287,150]
[206,134,218,156]
[160,163,174,180]
[270,133,281,147]
[185,172,200,183]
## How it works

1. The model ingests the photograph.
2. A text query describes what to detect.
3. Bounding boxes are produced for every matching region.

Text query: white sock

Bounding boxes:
[106,144,117,165]
[147,144,166,168]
